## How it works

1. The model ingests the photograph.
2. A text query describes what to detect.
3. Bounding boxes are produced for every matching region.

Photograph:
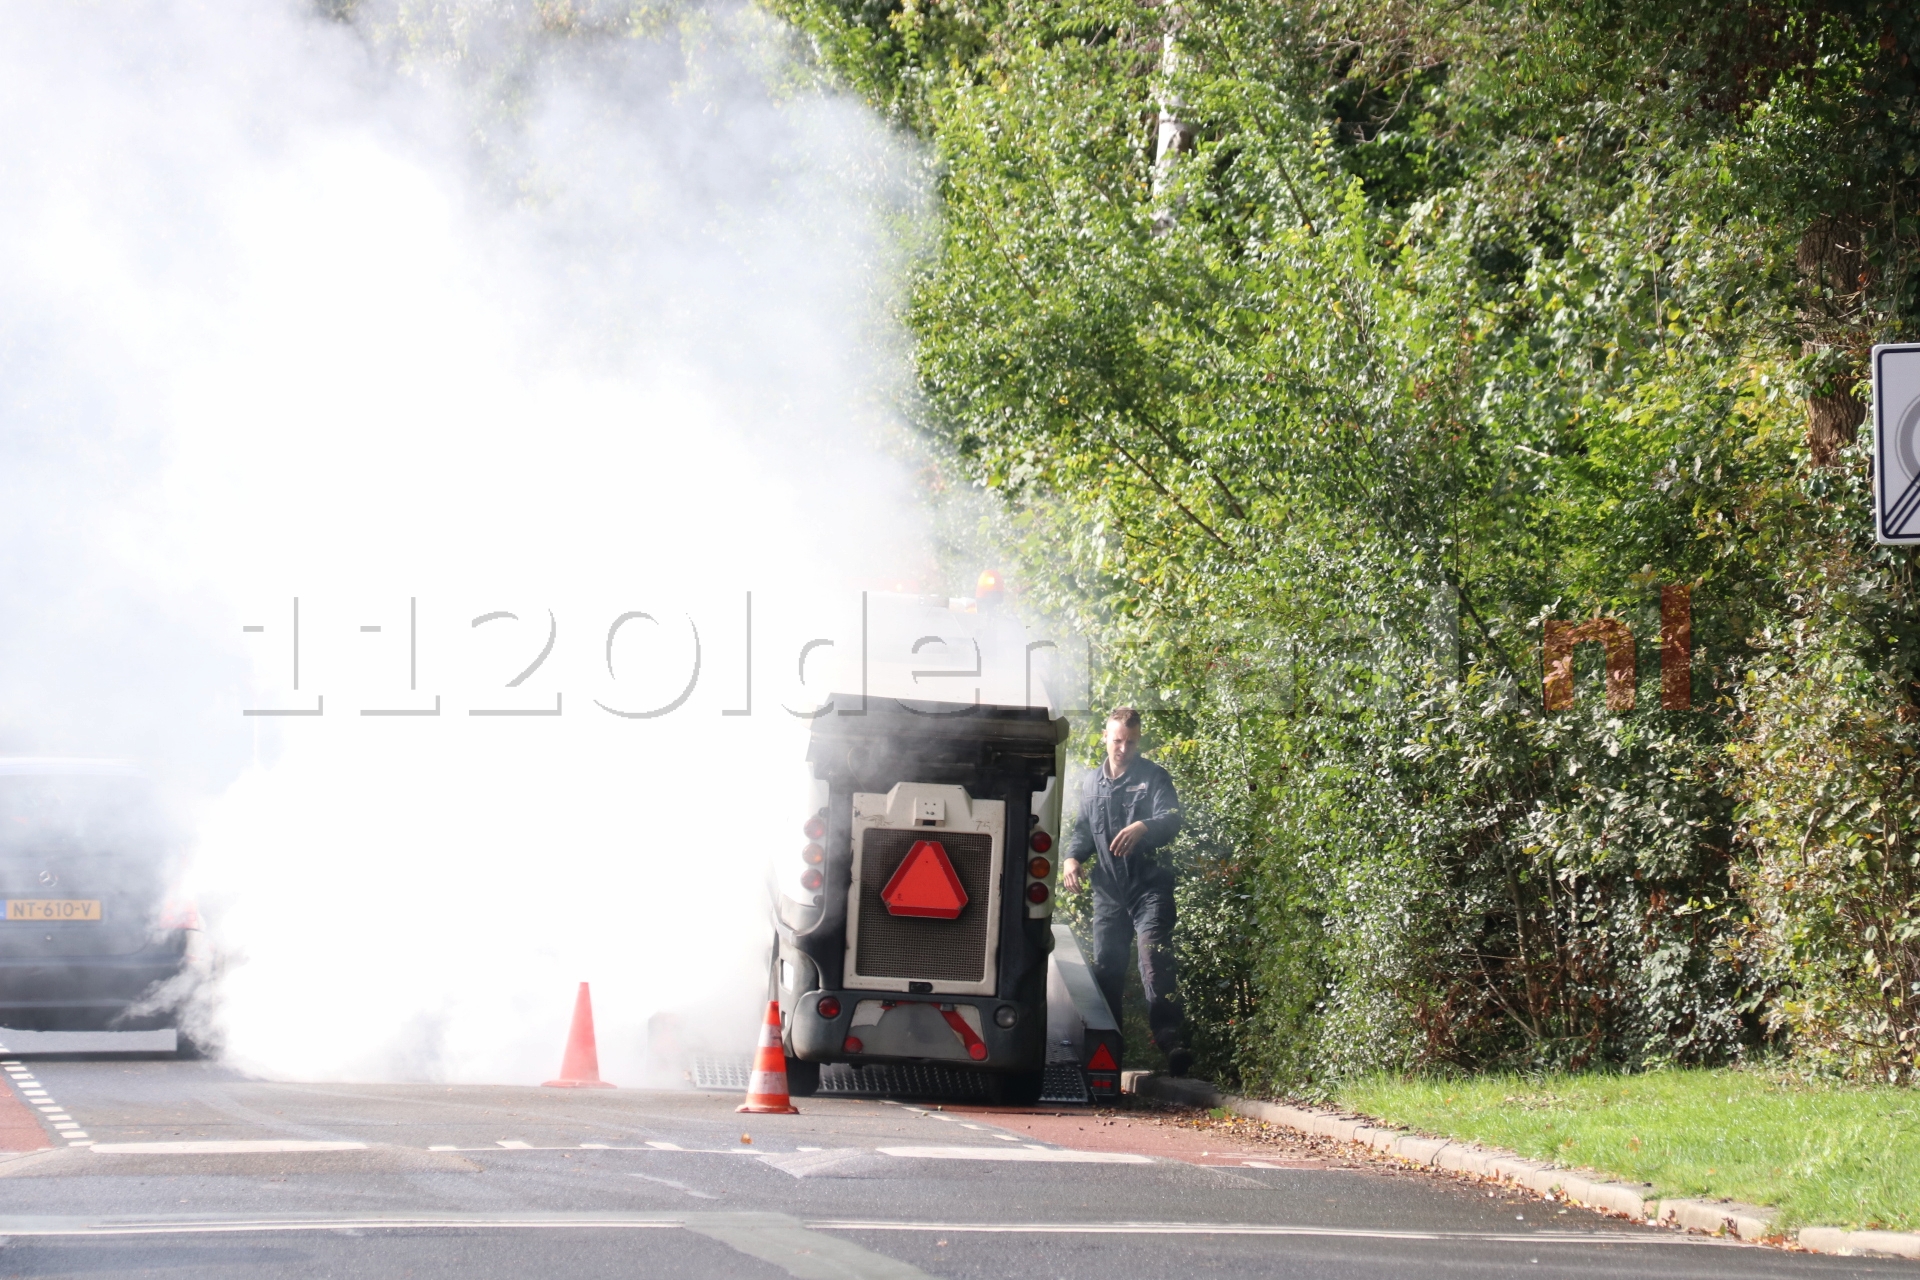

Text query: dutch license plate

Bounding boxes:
[6,899,103,922]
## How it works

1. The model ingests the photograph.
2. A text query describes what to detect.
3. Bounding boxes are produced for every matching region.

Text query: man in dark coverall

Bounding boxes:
[1062,707,1193,1076]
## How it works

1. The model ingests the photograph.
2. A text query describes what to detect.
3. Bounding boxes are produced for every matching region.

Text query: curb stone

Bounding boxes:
[1120,1072,1919,1259]
[1797,1229,1920,1260]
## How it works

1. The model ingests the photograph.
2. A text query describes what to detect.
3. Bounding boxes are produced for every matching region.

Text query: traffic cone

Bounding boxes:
[736,1000,799,1114]
[543,982,615,1089]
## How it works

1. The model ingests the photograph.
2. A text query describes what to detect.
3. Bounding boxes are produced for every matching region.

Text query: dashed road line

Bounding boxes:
[875,1145,1152,1164]
[419,1143,755,1154]
[2,1060,89,1146]
[89,1140,367,1155]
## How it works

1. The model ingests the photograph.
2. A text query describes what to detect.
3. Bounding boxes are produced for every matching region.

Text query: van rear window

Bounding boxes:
[0,776,168,859]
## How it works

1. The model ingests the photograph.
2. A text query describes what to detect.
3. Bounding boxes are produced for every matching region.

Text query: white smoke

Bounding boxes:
[0,0,930,1080]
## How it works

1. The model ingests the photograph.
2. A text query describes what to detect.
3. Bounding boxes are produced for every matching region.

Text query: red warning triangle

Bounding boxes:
[1086,1042,1118,1071]
[880,840,969,919]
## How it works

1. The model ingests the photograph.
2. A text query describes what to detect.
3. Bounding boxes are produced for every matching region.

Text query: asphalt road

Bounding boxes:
[0,1056,1913,1279]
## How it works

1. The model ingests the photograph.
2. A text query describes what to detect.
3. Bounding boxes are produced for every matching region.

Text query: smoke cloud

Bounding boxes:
[0,0,931,1080]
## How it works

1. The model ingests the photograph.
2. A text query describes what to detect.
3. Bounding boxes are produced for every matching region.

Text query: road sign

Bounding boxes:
[1874,343,1920,543]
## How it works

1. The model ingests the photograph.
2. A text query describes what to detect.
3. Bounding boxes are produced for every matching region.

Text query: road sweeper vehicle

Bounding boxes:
[769,695,1120,1105]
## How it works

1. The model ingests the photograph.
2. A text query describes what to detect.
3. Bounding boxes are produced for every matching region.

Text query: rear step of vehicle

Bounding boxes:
[688,1056,1089,1105]
[0,1027,177,1054]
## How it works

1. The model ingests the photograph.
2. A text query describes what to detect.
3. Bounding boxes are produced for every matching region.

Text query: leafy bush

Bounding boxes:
[768,0,1920,1084]
[1731,449,1920,1081]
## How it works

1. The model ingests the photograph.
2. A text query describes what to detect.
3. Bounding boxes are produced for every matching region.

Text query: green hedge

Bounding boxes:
[769,0,1920,1086]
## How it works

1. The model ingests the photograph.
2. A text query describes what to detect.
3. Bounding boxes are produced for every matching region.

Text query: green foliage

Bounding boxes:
[766,0,1920,1084]
[1731,447,1920,1082]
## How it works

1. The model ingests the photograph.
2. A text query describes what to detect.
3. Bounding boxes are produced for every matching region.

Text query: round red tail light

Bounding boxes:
[1025,881,1050,904]
[800,868,823,892]
[1029,831,1052,853]
[1028,856,1051,879]
[802,842,825,865]
[817,997,841,1019]
[803,814,826,840]
[844,1036,864,1053]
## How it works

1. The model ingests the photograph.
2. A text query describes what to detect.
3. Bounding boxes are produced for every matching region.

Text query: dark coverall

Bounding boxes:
[1063,758,1186,1055]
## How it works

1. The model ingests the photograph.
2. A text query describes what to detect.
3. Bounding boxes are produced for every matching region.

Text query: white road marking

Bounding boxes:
[0,1216,687,1236]
[4,1071,87,1146]
[89,1140,370,1155]
[992,1135,1020,1141]
[760,1149,872,1179]
[685,1211,930,1279]
[628,1172,719,1200]
[1244,1160,1281,1168]
[414,1143,754,1155]
[876,1145,1152,1164]
[810,1221,1713,1246]
[645,1140,684,1151]
[495,1140,532,1149]
[0,1213,1701,1251]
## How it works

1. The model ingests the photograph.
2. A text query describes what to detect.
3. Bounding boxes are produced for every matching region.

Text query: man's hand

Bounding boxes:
[1108,820,1149,858]
[1061,859,1082,893]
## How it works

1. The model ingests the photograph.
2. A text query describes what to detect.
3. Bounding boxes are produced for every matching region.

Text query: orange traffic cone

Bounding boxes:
[543,982,615,1089]
[736,1000,799,1114]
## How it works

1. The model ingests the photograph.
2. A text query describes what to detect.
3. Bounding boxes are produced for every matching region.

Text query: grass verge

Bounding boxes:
[1337,1069,1920,1231]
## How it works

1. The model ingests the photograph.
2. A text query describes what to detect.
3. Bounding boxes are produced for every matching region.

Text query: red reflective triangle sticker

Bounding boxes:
[880,839,969,919]
[1086,1042,1119,1071]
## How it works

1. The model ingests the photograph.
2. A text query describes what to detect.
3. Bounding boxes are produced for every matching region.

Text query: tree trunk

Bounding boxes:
[1151,8,1192,232]
[1798,216,1869,465]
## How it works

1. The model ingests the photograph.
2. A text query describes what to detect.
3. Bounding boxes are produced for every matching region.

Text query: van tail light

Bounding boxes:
[159,898,201,931]
[1028,856,1051,879]
[803,814,826,840]
[1030,831,1052,853]
[800,868,823,892]
[817,997,841,1019]
[1025,882,1049,905]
